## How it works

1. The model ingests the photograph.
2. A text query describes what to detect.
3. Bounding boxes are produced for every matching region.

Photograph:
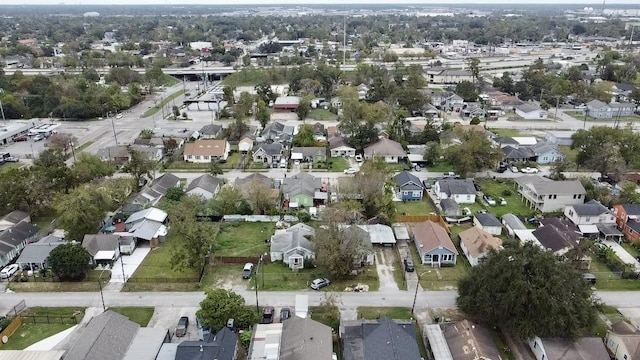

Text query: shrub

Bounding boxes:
[502,189,512,197]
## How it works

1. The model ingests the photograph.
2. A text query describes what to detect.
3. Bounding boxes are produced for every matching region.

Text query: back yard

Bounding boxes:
[1,307,85,350]
[472,179,536,218]
[214,222,275,257]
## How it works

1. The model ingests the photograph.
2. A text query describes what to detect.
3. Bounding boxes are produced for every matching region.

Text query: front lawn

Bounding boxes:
[109,307,155,326]
[308,109,338,121]
[1,323,74,350]
[357,307,412,320]
[310,305,340,330]
[428,162,455,172]
[474,179,537,218]
[250,263,318,291]
[1,307,86,350]
[8,270,109,292]
[314,157,349,172]
[395,200,436,216]
[214,222,275,257]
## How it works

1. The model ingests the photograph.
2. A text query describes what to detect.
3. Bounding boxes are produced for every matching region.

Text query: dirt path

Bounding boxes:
[375,248,399,291]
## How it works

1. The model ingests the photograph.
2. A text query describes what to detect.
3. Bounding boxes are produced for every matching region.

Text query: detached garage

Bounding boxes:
[273,96,301,111]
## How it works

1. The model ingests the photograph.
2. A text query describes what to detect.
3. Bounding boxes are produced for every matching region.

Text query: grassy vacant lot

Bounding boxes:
[357,307,412,320]
[310,306,340,330]
[200,263,245,289]
[474,179,536,218]
[124,240,201,291]
[408,224,471,290]
[1,307,86,350]
[31,215,57,230]
[313,157,349,172]
[559,145,579,163]
[588,252,640,291]
[8,270,109,292]
[308,109,338,121]
[428,162,455,172]
[490,129,522,137]
[396,200,436,216]
[566,111,640,123]
[109,307,155,326]
[214,222,274,257]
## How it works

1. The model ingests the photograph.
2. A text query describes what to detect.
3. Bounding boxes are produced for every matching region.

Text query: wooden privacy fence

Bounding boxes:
[0,315,22,348]
[396,214,450,232]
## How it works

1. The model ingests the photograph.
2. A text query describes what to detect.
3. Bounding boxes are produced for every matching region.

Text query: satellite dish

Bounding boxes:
[2,335,8,344]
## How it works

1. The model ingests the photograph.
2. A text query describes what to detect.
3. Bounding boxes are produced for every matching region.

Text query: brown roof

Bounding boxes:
[458,227,502,258]
[413,221,458,254]
[183,139,227,157]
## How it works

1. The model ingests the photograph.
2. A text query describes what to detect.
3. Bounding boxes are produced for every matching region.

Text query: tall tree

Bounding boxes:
[457,243,597,340]
[442,129,502,177]
[295,96,312,121]
[339,158,395,223]
[245,180,278,215]
[292,124,315,147]
[71,153,115,184]
[197,289,259,331]
[210,185,242,215]
[255,99,270,129]
[465,57,481,84]
[166,195,214,272]
[48,243,92,280]
[122,146,156,184]
[455,81,478,102]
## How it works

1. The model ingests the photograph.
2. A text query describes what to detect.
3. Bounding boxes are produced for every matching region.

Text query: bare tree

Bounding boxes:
[47,133,77,154]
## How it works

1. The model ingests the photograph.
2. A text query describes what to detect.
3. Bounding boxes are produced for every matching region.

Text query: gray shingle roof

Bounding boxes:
[539,337,609,360]
[64,310,140,360]
[342,318,421,360]
[586,99,608,109]
[364,138,406,157]
[442,320,500,360]
[1,210,29,225]
[437,179,476,196]
[255,142,283,156]
[199,124,223,136]
[502,213,527,231]
[393,171,422,189]
[270,223,316,254]
[175,327,238,360]
[571,200,610,216]
[281,317,333,360]
[281,173,321,199]
[186,174,222,195]
[515,102,543,113]
[622,204,640,216]
[474,213,502,227]
[502,145,535,160]
[15,241,65,265]
[0,221,39,249]
[82,235,122,257]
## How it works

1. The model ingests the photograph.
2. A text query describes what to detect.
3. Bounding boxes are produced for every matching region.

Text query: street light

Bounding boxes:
[411,270,432,314]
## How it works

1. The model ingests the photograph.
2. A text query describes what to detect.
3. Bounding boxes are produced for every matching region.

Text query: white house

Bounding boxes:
[364,138,406,163]
[502,213,527,237]
[434,179,476,204]
[473,213,503,236]
[564,199,616,227]
[528,336,609,360]
[515,175,586,213]
[183,139,230,163]
[185,174,223,200]
[515,103,548,120]
[238,137,254,154]
[458,227,502,266]
[605,321,640,360]
[269,223,315,270]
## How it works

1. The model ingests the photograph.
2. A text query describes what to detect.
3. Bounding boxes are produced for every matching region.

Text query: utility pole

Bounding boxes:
[0,88,6,124]
[118,241,126,282]
[111,116,119,145]
[554,96,560,120]
[343,15,347,65]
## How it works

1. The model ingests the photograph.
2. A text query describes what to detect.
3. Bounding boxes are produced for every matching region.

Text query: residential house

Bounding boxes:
[491,136,521,149]
[15,235,65,270]
[364,138,406,163]
[532,218,581,255]
[613,204,640,241]
[413,221,458,267]
[329,136,356,158]
[199,124,223,139]
[605,321,640,360]
[280,317,333,360]
[545,130,575,146]
[441,320,501,360]
[528,336,609,360]
[486,91,522,110]
[183,139,230,163]
[171,327,238,360]
[281,173,327,208]
[473,213,503,236]
[252,143,284,168]
[273,96,301,110]
[270,223,316,270]
[97,145,163,164]
[502,146,537,163]
[461,102,486,119]
[613,83,638,103]
[238,136,254,154]
[186,174,223,200]
[393,171,424,201]
[262,122,295,142]
[247,323,283,360]
[120,207,168,243]
[441,199,462,217]
[82,234,135,266]
[290,147,327,163]
[528,141,564,165]
[0,222,40,268]
[426,66,448,84]
[126,173,180,212]
[431,90,454,108]
[312,122,325,136]
[434,179,476,204]
[609,102,636,117]
[565,200,615,227]
[342,318,422,360]
[445,94,465,111]
[502,213,527,237]
[586,99,613,119]
[515,175,586,213]
[515,103,548,119]
[0,210,30,232]
[133,137,186,153]
[64,310,170,360]
[341,225,376,266]
[459,227,503,266]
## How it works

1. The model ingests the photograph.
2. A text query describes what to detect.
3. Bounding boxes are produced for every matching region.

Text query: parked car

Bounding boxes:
[581,273,597,284]
[499,197,507,206]
[33,134,44,142]
[13,136,27,142]
[473,183,482,192]
[0,264,19,279]
[442,172,459,179]
[355,154,363,162]
[310,278,330,290]
[280,307,291,322]
[483,195,496,206]
[4,157,19,163]
[343,168,357,175]
[175,316,189,337]
[510,166,519,173]
[520,167,539,174]
[116,113,123,119]
[404,257,415,272]
[422,180,432,189]
[242,263,254,279]
[261,306,274,324]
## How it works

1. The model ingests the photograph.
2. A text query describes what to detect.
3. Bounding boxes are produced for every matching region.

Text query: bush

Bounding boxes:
[502,189,512,197]
[297,211,312,223]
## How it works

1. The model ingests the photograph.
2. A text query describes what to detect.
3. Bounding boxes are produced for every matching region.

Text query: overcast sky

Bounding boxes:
[1,0,639,5]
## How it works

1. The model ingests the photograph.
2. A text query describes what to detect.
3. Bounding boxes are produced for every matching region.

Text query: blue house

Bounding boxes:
[529,142,564,165]
[413,220,458,267]
[393,171,423,201]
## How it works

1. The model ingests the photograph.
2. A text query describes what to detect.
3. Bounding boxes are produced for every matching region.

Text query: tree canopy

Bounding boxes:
[457,243,597,340]
[196,289,259,331]
[48,243,92,280]
[571,126,640,175]
[440,128,502,177]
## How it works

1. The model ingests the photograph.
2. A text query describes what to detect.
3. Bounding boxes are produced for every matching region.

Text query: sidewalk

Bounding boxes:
[603,240,640,272]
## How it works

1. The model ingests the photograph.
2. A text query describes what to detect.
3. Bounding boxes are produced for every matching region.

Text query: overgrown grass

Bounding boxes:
[8,270,109,292]
[489,129,522,137]
[214,222,274,257]
[109,307,155,326]
[0,162,22,174]
[31,216,57,230]
[428,162,455,172]
[308,109,338,121]
[142,89,185,118]
[588,252,640,290]
[395,200,436,216]
[310,306,340,330]
[200,263,245,290]
[392,249,408,291]
[621,242,639,258]
[357,307,413,320]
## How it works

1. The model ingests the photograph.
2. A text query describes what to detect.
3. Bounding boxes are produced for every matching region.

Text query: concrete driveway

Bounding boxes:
[148,306,201,342]
[109,245,151,284]
[375,248,399,291]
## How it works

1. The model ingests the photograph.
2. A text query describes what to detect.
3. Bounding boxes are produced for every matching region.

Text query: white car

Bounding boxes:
[355,154,363,162]
[483,195,496,206]
[0,264,19,279]
[343,168,357,175]
[510,166,519,173]
[116,113,123,119]
[520,167,539,174]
